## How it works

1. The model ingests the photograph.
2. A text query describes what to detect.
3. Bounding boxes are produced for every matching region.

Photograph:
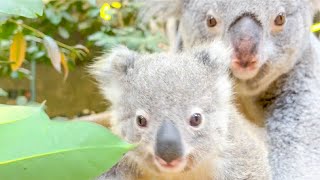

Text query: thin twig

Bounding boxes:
[8,19,79,53]
[0,61,14,64]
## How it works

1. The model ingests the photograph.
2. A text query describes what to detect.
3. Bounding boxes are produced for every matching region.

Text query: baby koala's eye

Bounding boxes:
[189,113,202,127]
[274,13,286,26]
[207,15,218,27]
[136,115,148,128]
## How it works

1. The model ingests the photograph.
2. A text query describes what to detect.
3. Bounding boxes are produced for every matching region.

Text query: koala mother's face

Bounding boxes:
[111,50,232,174]
[181,0,313,95]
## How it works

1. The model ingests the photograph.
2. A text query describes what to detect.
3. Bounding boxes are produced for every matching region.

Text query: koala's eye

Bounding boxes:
[207,15,217,27]
[274,13,286,26]
[189,113,202,127]
[136,115,147,128]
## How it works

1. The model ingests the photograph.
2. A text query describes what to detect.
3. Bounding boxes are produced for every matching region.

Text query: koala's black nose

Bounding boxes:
[155,121,184,164]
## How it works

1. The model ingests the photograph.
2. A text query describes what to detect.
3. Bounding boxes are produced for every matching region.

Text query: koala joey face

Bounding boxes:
[181,0,314,95]
[91,43,232,174]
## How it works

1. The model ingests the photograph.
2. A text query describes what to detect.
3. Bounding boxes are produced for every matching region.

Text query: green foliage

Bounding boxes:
[0,0,168,80]
[0,0,43,18]
[0,105,135,180]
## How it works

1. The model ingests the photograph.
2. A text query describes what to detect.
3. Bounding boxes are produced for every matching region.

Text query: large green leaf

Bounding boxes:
[0,105,135,180]
[0,0,43,18]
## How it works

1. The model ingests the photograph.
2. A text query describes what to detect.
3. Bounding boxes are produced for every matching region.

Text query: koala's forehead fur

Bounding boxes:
[182,0,312,41]
[118,52,230,119]
[187,0,305,17]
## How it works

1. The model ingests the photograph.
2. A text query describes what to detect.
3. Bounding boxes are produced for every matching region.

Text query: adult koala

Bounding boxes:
[141,0,320,179]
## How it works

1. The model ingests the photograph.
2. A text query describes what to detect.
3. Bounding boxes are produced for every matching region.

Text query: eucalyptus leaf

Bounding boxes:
[43,36,61,73]
[45,8,62,25]
[58,27,70,39]
[0,13,9,25]
[88,0,97,6]
[0,0,43,18]
[0,105,135,180]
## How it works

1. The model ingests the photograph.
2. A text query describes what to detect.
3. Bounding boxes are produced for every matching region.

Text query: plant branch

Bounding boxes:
[0,61,14,64]
[8,19,79,53]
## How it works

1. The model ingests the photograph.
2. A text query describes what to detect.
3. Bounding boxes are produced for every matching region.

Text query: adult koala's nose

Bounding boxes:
[155,120,184,165]
[229,15,262,71]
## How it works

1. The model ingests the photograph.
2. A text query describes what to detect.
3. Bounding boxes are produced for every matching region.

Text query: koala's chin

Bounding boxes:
[137,149,195,174]
[231,61,261,81]
[230,55,270,96]
[153,156,188,173]
[233,63,271,96]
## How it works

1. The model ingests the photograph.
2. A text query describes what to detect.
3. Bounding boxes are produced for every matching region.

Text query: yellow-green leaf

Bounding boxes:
[9,32,26,71]
[60,52,69,81]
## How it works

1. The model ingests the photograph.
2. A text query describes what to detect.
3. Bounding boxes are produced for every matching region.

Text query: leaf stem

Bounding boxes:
[8,19,77,53]
[0,61,14,64]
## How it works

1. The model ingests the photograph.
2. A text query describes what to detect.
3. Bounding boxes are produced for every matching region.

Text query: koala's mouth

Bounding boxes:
[233,60,269,82]
[153,156,188,173]
[150,154,198,174]
[233,61,271,96]
[231,57,261,80]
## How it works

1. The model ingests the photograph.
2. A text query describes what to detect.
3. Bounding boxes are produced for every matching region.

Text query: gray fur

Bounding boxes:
[141,0,320,179]
[90,43,270,180]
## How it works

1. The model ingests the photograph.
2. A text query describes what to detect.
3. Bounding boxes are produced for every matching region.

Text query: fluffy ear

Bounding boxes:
[193,41,232,74]
[137,0,185,22]
[192,41,233,103]
[89,46,138,105]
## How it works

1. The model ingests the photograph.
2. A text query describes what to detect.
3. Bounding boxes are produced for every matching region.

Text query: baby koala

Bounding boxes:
[90,42,270,180]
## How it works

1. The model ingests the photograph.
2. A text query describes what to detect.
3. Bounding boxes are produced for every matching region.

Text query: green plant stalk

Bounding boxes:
[30,59,36,102]
[8,19,78,53]
[0,61,14,64]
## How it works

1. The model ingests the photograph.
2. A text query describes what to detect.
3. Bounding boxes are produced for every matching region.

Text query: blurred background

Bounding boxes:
[0,0,168,121]
[0,0,319,121]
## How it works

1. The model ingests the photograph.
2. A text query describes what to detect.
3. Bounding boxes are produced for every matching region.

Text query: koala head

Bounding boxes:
[142,0,320,95]
[90,42,232,174]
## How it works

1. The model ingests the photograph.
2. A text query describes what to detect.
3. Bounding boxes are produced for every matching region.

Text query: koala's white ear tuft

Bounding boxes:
[89,46,138,105]
[208,41,232,69]
[137,0,185,22]
[193,41,232,74]
[90,46,137,82]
